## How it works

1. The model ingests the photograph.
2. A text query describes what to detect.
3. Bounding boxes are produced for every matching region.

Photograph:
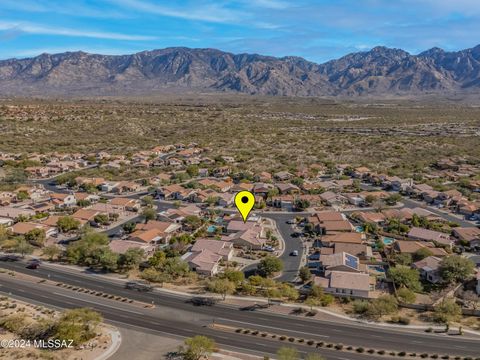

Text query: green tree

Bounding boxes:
[148,250,167,268]
[258,256,283,277]
[14,238,34,257]
[396,288,416,304]
[182,335,216,360]
[366,295,398,319]
[42,245,61,261]
[57,216,81,233]
[276,346,299,360]
[310,284,324,299]
[305,297,321,311]
[440,256,475,284]
[25,228,46,247]
[299,266,312,283]
[94,213,109,225]
[413,247,433,262]
[122,221,137,234]
[186,165,199,177]
[142,195,155,207]
[16,190,30,201]
[393,253,413,266]
[388,265,422,292]
[432,299,462,324]
[278,283,299,301]
[142,208,157,222]
[54,308,102,345]
[386,193,402,206]
[183,215,203,230]
[223,269,245,284]
[294,198,310,210]
[207,278,236,300]
[118,248,144,271]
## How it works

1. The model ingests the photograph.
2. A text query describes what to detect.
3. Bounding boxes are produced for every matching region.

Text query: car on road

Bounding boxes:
[26,259,41,269]
[263,246,275,252]
[290,250,299,256]
[188,297,218,306]
[290,232,301,238]
[286,219,295,224]
[125,281,153,292]
[0,254,21,262]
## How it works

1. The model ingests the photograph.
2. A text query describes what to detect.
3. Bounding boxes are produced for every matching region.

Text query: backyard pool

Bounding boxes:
[382,236,395,245]
[355,226,364,233]
[368,265,386,273]
[207,225,217,233]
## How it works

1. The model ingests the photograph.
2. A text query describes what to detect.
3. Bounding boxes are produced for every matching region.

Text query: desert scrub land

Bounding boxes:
[0,95,479,177]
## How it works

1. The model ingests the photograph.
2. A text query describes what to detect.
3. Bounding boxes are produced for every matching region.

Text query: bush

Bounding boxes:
[352,300,369,314]
[356,347,365,353]
[335,344,343,350]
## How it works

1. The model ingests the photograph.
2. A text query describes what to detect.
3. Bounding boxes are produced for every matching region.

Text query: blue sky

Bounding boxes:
[1,0,480,63]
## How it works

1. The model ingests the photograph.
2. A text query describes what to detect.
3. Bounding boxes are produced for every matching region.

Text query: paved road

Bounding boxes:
[243,212,306,282]
[1,260,479,358]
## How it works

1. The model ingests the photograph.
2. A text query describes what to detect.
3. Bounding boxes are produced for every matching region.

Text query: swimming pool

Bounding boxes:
[355,226,364,233]
[207,225,217,233]
[382,236,395,245]
[368,265,386,273]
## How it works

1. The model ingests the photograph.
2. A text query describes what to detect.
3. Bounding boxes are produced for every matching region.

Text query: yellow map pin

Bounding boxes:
[234,191,255,222]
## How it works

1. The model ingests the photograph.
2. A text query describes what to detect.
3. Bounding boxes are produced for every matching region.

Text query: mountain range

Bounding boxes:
[1,45,480,97]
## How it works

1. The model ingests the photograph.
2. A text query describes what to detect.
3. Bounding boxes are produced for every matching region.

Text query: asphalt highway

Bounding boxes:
[1,260,479,358]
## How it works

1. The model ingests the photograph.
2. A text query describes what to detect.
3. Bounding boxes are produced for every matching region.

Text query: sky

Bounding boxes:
[1,0,480,63]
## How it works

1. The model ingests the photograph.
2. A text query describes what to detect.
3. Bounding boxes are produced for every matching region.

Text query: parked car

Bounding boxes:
[263,246,275,252]
[286,219,295,224]
[290,250,299,256]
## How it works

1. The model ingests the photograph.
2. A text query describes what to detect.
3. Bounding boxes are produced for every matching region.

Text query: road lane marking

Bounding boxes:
[53,292,145,315]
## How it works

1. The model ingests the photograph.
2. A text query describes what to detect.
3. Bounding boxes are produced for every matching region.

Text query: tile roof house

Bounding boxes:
[408,227,453,247]
[10,222,57,238]
[314,271,374,299]
[131,220,181,244]
[224,224,266,250]
[334,243,373,259]
[452,227,480,248]
[393,241,448,257]
[321,232,364,246]
[317,252,364,273]
[108,239,155,255]
[50,193,76,207]
[412,256,442,284]
[191,238,234,261]
[183,250,222,276]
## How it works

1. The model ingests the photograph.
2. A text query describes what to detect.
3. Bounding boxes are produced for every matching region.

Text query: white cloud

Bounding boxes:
[0,21,156,41]
[111,0,243,23]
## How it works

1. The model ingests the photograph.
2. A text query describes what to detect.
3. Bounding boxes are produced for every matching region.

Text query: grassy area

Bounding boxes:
[1,96,479,177]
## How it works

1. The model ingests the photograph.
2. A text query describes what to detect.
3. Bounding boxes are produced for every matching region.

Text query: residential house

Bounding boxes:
[130,220,181,245]
[317,252,364,273]
[183,250,222,276]
[0,207,35,220]
[50,193,76,208]
[110,198,141,212]
[224,224,266,250]
[320,232,365,246]
[190,238,234,261]
[476,272,480,295]
[109,240,155,255]
[412,256,442,284]
[393,241,448,257]
[452,227,480,249]
[315,271,374,299]
[407,227,453,247]
[10,222,57,238]
[274,171,293,181]
[276,183,300,194]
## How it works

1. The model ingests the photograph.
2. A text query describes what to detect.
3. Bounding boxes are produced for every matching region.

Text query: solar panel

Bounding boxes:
[345,254,358,269]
